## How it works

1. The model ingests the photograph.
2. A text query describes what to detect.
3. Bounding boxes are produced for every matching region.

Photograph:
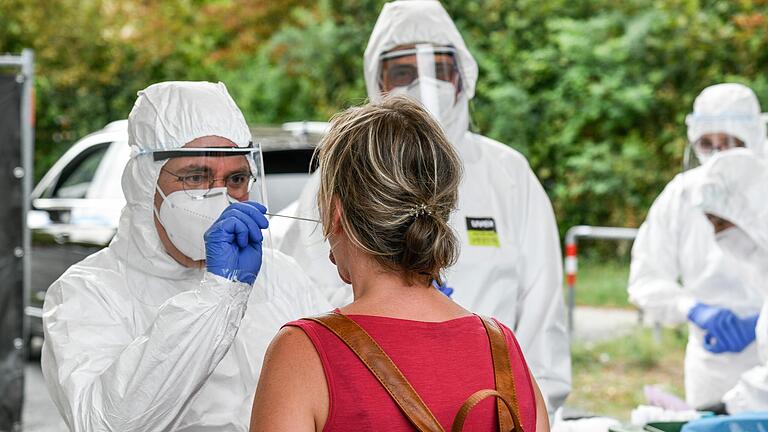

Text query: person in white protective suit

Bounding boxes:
[628,83,767,409]
[41,81,330,431]
[274,0,571,414]
[684,150,768,414]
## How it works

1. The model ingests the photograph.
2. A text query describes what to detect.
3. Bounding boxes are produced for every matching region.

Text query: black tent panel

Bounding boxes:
[0,73,24,430]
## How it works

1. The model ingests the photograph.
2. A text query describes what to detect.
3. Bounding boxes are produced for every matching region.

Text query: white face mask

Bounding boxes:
[155,186,234,261]
[694,147,727,165]
[694,149,715,165]
[716,226,759,262]
[391,76,456,127]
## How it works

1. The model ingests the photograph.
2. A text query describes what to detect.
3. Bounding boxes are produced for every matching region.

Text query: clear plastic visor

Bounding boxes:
[376,44,462,126]
[377,44,461,92]
[153,145,266,204]
[683,113,758,170]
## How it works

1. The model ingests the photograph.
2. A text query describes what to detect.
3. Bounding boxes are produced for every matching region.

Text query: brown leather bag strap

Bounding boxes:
[451,389,516,432]
[478,315,524,432]
[306,312,445,432]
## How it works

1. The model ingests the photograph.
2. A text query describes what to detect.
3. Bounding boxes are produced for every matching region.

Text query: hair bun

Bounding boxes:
[316,95,462,284]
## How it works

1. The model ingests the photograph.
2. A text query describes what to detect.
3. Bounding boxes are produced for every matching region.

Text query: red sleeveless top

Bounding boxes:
[287,313,536,432]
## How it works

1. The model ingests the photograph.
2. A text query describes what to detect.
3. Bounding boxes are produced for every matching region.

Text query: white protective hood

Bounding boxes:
[363,0,478,144]
[690,148,768,253]
[111,81,253,279]
[686,83,766,157]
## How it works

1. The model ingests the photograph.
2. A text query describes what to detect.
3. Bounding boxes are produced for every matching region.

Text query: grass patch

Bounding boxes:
[565,257,632,308]
[568,326,688,420]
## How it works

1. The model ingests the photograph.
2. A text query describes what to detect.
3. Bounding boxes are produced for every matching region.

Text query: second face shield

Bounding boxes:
[378,43,462,126]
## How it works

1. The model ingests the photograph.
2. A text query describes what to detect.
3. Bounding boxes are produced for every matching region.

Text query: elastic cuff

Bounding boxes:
[200,272,252,303]
[677,297,697,320]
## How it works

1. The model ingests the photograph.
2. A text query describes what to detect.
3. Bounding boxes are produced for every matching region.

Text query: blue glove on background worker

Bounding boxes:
[205,201,269,285]
[432,279,454,298]
[688,303,758,353]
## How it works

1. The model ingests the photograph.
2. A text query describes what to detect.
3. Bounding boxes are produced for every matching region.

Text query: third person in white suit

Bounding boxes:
[276,0,571,414]
[685,149,768,414]
[629,83,767,408]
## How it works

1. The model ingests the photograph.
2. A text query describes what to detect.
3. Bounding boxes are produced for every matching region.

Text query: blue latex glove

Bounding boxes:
[688,303,757,353]
[432,279,454,298]
[204,201,268,285]
[704,314,759,354]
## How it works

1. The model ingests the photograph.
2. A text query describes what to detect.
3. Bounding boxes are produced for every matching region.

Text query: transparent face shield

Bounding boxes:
[683,113,751,170]
[377,43,462,124]
[683,133,745,171]
[151,142,276,298]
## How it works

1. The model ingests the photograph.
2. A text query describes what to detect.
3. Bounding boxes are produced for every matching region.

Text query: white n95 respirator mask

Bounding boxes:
[716,227,759,262]
[155,186,235,261]
[391,76,456,126]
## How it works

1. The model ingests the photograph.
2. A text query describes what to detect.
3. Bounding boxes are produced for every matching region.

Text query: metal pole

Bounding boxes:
[20,49,34,358]
[563,225,639,333]
[0,56,24,66]
[564,235,578,332]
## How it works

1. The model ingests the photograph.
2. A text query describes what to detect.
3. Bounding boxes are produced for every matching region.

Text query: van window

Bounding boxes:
[45,143,111,199]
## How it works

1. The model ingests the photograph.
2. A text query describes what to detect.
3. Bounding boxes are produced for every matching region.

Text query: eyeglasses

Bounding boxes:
[382,62,459,88]
[379,45,460,90]
[161,167,256,200]
[693,135,745,155]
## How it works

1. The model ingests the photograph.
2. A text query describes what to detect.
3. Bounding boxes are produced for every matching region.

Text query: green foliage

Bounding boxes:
[2,0,768,232]
[455,0,768,230]
[0,0,300,179]
[567,255,633,308]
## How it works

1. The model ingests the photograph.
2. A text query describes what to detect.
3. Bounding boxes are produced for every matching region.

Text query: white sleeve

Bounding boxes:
[512,168,571,415]
[723,366,768,414]
[628,181,695,324]
[41,272,251,431]
[723,303,768,413]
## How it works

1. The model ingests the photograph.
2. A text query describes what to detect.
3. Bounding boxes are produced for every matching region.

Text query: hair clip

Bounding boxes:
[409,203,432,219]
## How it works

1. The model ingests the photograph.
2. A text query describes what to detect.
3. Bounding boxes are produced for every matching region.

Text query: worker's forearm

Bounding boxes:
[58,274,250,431]
[628,275,692,325]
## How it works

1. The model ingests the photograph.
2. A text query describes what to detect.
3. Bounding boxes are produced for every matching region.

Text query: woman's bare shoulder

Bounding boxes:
[250,326,329,431]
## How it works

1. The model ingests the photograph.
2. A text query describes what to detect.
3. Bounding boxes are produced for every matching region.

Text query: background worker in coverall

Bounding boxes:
[41,81,329,431]
[275,0,571,415]
[629,83,767,409]
[685,149,768,414]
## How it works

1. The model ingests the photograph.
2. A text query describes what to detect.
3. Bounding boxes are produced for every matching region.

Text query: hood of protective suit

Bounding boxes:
[363,0,478,143]
[689,148,768,253]
[686,83,766,156]
[111,81,252,279]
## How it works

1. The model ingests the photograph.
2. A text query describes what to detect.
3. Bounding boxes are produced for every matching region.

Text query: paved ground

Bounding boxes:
[23,361,66,431]
[20,306,643,430]
[570,306,643,343]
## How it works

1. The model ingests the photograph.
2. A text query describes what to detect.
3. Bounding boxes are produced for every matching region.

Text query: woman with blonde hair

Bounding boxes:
[250,95,548,431]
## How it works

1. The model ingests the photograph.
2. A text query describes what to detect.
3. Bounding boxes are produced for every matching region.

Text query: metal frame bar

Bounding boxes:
[0,49,35,357]
[564,225,638,332]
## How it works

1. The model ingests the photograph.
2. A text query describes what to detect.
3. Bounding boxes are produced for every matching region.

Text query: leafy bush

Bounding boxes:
[2,0,767,234]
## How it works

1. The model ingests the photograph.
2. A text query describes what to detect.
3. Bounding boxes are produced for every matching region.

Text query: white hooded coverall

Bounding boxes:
[41,81,330,431]
[687,150,768,413]
[275,0,571,414]
[629,84,767,408]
